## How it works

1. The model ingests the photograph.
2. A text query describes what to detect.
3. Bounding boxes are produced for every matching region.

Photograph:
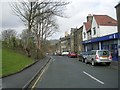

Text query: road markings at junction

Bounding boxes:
[53,59,55,61]
[83,71,104,85]
[50,56,55,61]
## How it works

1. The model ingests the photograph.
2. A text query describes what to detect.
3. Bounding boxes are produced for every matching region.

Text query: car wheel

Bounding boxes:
[78,57,81,61]
[85,59,88,64]
[106,62,111,66]
[82,58,84,62]
[91,60,95,66]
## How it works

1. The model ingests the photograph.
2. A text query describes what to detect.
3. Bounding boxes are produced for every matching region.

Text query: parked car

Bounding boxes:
[57,52,62,56]
[68,52,78,58]
[78,52,88,62]
[85,50,112,66]
[61,51,69,56]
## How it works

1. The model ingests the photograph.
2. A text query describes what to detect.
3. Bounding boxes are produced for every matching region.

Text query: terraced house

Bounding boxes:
[58,13,119,61]
[58,27,83,54]
[82,14,119,61]
[59,32,71,53]
[73,26,83,54]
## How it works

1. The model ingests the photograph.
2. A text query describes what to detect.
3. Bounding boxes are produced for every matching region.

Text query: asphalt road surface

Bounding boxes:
[35,56,118,88]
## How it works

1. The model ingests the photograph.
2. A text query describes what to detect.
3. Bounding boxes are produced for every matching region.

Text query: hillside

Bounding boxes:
[49,39,59,45]
[2,48,34,77]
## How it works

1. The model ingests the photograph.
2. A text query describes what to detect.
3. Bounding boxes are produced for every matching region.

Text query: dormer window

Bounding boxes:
[93,27,96,35]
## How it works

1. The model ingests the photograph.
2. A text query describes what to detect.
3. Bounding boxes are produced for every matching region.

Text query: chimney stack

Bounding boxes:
[65,31,68,37]
[87,14,93,22]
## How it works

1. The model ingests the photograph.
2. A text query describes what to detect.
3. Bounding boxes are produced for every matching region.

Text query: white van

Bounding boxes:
[61,51,69,56]
[85,50,112,66]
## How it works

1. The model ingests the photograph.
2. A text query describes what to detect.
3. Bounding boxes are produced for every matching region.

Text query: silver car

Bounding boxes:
[85,50,112,66]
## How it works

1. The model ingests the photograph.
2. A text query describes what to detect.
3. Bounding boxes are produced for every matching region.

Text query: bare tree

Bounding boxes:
[2,29,17,41]
[10,0,69,57]
[2,29,17,48]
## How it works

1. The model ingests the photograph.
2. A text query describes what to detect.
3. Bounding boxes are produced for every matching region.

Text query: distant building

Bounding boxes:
[60,37,66,52]
[59,35,71,53]
[55,41,61,54]
[77,26,84,52]
[74,28,78,53]
[74,26,83,53]
[59,26,83,54]
[70,28,75,52]
[82,14,119,61]
[66,35,71,52]
[65,31,68,37]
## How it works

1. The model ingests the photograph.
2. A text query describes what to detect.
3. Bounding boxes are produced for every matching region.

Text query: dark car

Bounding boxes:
[68,52,78,58]
[78,52,88,62]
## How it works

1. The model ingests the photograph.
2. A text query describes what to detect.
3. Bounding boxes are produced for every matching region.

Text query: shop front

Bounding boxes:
[82,33,119,61]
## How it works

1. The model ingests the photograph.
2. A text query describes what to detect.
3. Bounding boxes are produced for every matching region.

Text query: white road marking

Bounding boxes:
[50,56,54,60]
[50,56,55,61]
[83,71,104,85]
[53,59,55,61]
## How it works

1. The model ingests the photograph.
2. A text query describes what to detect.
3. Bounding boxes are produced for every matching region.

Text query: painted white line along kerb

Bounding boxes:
[83,71,104,85]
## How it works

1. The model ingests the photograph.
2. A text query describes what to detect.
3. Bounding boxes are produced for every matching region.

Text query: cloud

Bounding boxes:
[2,2,24,28]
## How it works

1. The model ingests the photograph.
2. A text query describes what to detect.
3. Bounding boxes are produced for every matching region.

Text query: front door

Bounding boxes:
[111,44,118,61]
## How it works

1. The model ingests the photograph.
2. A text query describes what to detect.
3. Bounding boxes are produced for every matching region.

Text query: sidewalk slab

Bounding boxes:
[2,56,50,88]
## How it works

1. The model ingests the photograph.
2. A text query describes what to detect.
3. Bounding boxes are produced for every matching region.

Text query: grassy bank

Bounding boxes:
[2,48,34,77]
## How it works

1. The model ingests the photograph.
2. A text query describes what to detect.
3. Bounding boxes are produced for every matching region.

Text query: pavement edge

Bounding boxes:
[22,56,52,89]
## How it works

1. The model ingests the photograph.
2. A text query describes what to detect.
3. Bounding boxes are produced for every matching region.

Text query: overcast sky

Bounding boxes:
[0,0,119,39]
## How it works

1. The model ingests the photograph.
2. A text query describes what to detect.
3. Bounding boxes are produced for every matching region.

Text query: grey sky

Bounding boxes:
[0,0,119,39]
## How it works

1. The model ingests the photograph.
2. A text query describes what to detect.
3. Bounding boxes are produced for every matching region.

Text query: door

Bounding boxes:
[102,45,109,50]
[111,44,118,61]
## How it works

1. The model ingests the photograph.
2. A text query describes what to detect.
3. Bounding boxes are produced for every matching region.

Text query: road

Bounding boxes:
[35,56,118,88]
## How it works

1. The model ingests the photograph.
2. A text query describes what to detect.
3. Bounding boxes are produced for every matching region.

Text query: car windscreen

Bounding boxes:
[98,51,109,56]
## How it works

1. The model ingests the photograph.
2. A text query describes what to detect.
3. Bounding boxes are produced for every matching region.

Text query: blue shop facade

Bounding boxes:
[82,33,120,61]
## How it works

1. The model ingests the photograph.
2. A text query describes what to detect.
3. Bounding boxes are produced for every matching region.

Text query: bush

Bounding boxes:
[31,49,45,60]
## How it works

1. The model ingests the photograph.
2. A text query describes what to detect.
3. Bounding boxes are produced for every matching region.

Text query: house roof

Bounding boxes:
[84,21,91,32]
[93,15,117,26]
[115,2,120,8]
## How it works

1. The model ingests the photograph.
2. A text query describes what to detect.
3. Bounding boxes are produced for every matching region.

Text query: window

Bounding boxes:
[84,32,86,38]
[93,27,96,35]
[98,51,109,56]
[90,30,91,35]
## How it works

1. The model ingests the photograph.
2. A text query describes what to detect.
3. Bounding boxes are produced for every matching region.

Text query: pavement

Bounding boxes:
[110,60,119,70]
[2,56,51,89]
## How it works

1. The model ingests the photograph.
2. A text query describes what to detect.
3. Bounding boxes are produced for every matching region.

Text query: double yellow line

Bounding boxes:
[31,59,52,90]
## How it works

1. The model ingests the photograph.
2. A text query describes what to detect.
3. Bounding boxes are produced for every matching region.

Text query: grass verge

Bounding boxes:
[2,48,34,77]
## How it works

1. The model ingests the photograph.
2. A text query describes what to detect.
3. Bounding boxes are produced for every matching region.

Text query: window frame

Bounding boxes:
[93,27,96,35]
[84,32,86,38]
